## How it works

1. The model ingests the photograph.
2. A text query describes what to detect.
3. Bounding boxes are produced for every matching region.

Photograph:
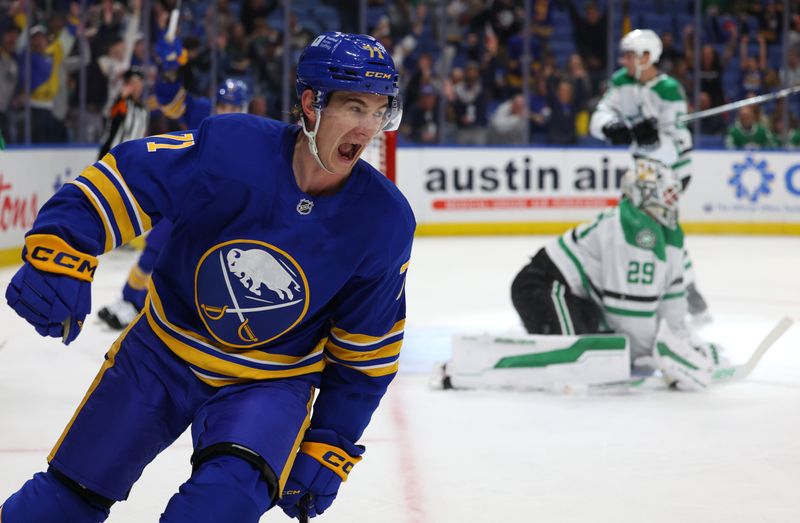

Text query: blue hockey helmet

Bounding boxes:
[296,32,401,131]
[216,79,250,112]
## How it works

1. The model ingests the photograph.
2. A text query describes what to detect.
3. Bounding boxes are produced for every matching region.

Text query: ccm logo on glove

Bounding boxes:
[300,441,363,480]
[25,234,98,282]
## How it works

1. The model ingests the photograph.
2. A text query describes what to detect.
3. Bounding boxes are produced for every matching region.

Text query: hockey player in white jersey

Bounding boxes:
[589,29,710,320]
[443,158,720,392]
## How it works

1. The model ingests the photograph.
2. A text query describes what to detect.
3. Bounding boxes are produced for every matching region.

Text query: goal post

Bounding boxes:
[361,131,397,183]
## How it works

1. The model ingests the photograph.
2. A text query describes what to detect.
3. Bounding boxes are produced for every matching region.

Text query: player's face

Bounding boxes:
[128,76,144,100]
[619,50,652,75]
[316,92,389,174]
[619,51,637,75]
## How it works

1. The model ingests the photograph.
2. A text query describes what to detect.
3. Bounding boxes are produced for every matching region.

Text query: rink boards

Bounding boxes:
[397,146,800,235]
[2,145,800,267]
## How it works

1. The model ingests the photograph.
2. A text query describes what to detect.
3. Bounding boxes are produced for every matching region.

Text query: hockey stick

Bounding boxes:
[297,493,311,523]
[661,85,800,128]
[593,316,794,391]
[709,316,794,385]
[165,0,182,43]
[62,317,70,344]
[608,316,794,390]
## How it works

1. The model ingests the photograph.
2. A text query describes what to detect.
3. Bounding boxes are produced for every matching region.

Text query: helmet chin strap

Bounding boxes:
[634,53,652,81]
[300,107,337,175]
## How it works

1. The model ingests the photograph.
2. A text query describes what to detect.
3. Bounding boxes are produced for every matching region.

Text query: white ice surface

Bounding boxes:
[1,235,799,523]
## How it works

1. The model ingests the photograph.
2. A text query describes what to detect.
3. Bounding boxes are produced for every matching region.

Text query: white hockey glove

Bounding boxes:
[652,320,715,391]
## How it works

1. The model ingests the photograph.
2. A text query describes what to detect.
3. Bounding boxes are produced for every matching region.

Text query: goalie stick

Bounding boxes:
[708,315,794,384]
[596,316,795,391]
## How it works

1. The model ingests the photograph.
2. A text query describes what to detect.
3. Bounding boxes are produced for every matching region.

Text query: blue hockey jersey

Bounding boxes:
[29,115,416,442]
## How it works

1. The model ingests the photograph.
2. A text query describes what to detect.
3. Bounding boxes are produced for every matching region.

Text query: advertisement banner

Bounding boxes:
[681,150,800,225]
[396,147,800,234]
[0,148,93,264]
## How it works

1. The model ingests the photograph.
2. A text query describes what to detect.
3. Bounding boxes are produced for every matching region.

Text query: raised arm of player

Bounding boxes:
[5,119,209,344]
[30,126,206,256]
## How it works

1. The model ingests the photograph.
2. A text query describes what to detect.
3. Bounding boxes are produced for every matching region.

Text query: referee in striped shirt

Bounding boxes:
[98,68,148,159]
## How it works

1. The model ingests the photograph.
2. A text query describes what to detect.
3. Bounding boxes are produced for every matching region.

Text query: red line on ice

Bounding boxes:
[389,381,427,523]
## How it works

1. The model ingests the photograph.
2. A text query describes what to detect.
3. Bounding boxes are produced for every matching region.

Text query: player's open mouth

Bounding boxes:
[337,143,362,162]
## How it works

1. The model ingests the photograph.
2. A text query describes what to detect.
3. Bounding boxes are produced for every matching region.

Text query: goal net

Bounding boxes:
[361,131,397,183]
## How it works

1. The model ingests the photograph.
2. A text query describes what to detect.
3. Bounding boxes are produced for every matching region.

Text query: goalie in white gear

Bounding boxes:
[589,28,709,321]
[492,158,721,391]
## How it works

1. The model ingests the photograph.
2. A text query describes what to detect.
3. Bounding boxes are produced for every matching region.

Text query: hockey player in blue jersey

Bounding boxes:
[97,72,252,330]
[154,34,251,128]
[1,31,413,523]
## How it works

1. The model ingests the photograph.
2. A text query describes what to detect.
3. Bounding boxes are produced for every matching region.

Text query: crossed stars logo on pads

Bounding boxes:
[195,240,309,348]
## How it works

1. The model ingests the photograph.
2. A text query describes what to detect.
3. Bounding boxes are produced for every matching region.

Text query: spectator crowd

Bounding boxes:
[2,0,800,149]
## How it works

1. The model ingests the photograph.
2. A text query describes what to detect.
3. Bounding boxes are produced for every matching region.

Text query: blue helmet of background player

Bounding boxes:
[216,79,250,114]
[296,32,401,132]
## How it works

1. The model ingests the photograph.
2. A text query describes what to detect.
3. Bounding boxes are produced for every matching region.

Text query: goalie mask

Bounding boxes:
[623,157,681,229]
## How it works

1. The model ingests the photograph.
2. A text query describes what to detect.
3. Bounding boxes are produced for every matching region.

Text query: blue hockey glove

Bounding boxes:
[5,235,95,345]
[155,35,187,72]
[278,429,364,519]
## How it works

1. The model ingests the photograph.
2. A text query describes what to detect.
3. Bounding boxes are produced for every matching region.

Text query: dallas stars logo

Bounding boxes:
[729,156,774,203]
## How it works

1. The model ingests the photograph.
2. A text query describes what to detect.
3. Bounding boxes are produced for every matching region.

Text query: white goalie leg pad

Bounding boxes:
[653,319,714,391]
[446,333,631,391]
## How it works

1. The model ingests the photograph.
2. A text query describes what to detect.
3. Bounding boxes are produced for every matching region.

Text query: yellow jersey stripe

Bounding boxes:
[148,281,326,366]
[325,339,402,362]
[68,180,115,252]
[126,265,150,291]
[50,310,143,461]
[145,308,325,380]
[99,154,153,233]
[326,358,400,377]
[330,319,405,347]
[160,88,187,119]
[189,368,250,387]
[279,388,314,490]
[80,165,137,245]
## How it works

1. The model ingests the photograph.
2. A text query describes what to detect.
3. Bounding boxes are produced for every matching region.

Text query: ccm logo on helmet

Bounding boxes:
[365,71,392,79]
[322,450,356,476]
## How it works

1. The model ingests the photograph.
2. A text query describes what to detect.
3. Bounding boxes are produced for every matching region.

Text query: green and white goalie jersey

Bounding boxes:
[545,199,689,362]
[590,68,693,183]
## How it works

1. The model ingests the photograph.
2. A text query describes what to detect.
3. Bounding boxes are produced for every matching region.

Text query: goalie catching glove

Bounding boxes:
[5,235,95,345]
[652,320,719,391]
[279,429,364,519]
